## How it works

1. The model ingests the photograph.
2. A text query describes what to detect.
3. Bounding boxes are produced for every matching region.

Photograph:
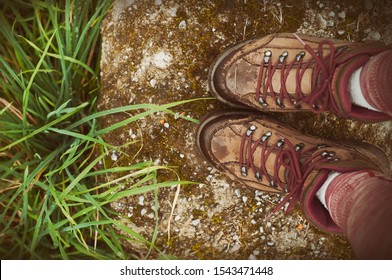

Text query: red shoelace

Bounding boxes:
[239,125,337,217]
[255,33,349,113]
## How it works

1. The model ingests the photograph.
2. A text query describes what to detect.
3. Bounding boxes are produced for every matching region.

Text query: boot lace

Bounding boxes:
[239,125,338,217]
[255,33,350,113]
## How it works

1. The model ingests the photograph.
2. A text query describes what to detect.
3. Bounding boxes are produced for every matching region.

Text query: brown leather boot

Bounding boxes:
[209,33,391,122]
[196,110,390,232]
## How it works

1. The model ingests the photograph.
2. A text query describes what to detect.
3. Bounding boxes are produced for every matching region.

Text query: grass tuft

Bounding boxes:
[0,0,197,259]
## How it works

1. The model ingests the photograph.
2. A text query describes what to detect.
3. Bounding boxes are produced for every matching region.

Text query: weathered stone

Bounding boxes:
[100,0,392,259]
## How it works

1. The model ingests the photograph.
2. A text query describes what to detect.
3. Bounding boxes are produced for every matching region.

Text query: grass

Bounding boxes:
[0,0,198,259]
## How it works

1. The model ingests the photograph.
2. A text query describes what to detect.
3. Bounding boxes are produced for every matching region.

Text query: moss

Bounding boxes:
[211,214,224,224]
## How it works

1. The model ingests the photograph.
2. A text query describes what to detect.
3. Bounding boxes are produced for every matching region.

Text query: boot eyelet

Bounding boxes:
[276,139,285,148]
[258,96,269,107]
[295,51,306,62]
[270,179,277,188]
[293,100,302,109]
[279,51,288,63]
[275,97,285,108]
[261,131,272,142]
[246,125,257,137]
[255,170,262,181]
[295,143,304,151]
[317,144,328,149]
[264,50,272,64]
[241,165,248,177]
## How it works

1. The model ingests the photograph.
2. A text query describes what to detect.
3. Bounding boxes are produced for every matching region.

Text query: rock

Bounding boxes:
[111,151,118,161]
[318,14,327,29]
[178,20,187,29]
[138,196,145,206]
[368,31,381,41]
[99,0,390,260]
[338,11,346,19]
[192,219,200,226]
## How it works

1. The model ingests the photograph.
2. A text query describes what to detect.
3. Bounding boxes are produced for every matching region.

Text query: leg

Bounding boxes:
[326,170,392,259]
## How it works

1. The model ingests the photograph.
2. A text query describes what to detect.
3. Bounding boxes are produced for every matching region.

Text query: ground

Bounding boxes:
[98,0,392,259]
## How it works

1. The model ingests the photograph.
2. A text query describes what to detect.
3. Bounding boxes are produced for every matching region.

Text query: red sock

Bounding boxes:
[360,50,392,116]
[325,170,392,259]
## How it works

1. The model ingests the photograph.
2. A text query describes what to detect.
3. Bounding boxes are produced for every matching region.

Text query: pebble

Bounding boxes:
[163,122,170,129]
[368,31,381,41]
[111,151,118,161]
[233,234,239,241]
[251,219,256,225]
[178,20,187,29]
[192,219,200,226]
[338,11,346,19]
[253,249,260,256]
[259,226,264,233]
[229,244,241,253]
[266,222,272,228]
[138,196,145,206]
[328,11,335,17]
[267,241,275,246]
[248,254,257,260]
[147,213,154,219]
[149,79,157,87]
[129,128,133,136]
[141,208,147,216]
[317,14,327,29]
[261,235,266,240]
[242,196,248,204]
[234,189,241,198]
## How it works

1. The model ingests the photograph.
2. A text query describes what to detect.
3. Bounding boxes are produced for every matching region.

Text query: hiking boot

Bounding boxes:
[209,33,391,122]
[196,110,390,232]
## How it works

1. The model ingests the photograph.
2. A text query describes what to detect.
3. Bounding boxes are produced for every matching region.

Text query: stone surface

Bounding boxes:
[99,0,392,259]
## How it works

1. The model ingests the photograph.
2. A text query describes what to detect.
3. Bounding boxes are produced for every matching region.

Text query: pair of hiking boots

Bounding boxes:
[196,33,391,233]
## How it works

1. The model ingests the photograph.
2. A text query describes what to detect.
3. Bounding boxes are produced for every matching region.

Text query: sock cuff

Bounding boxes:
[360,50,392,116]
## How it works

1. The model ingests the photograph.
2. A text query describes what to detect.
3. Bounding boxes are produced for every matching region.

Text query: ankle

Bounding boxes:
[359,50,392,116]
[316,172,341,210]
[349,67,381,112]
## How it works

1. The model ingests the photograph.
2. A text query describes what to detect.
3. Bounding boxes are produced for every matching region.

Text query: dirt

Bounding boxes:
[99,0,392,259]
